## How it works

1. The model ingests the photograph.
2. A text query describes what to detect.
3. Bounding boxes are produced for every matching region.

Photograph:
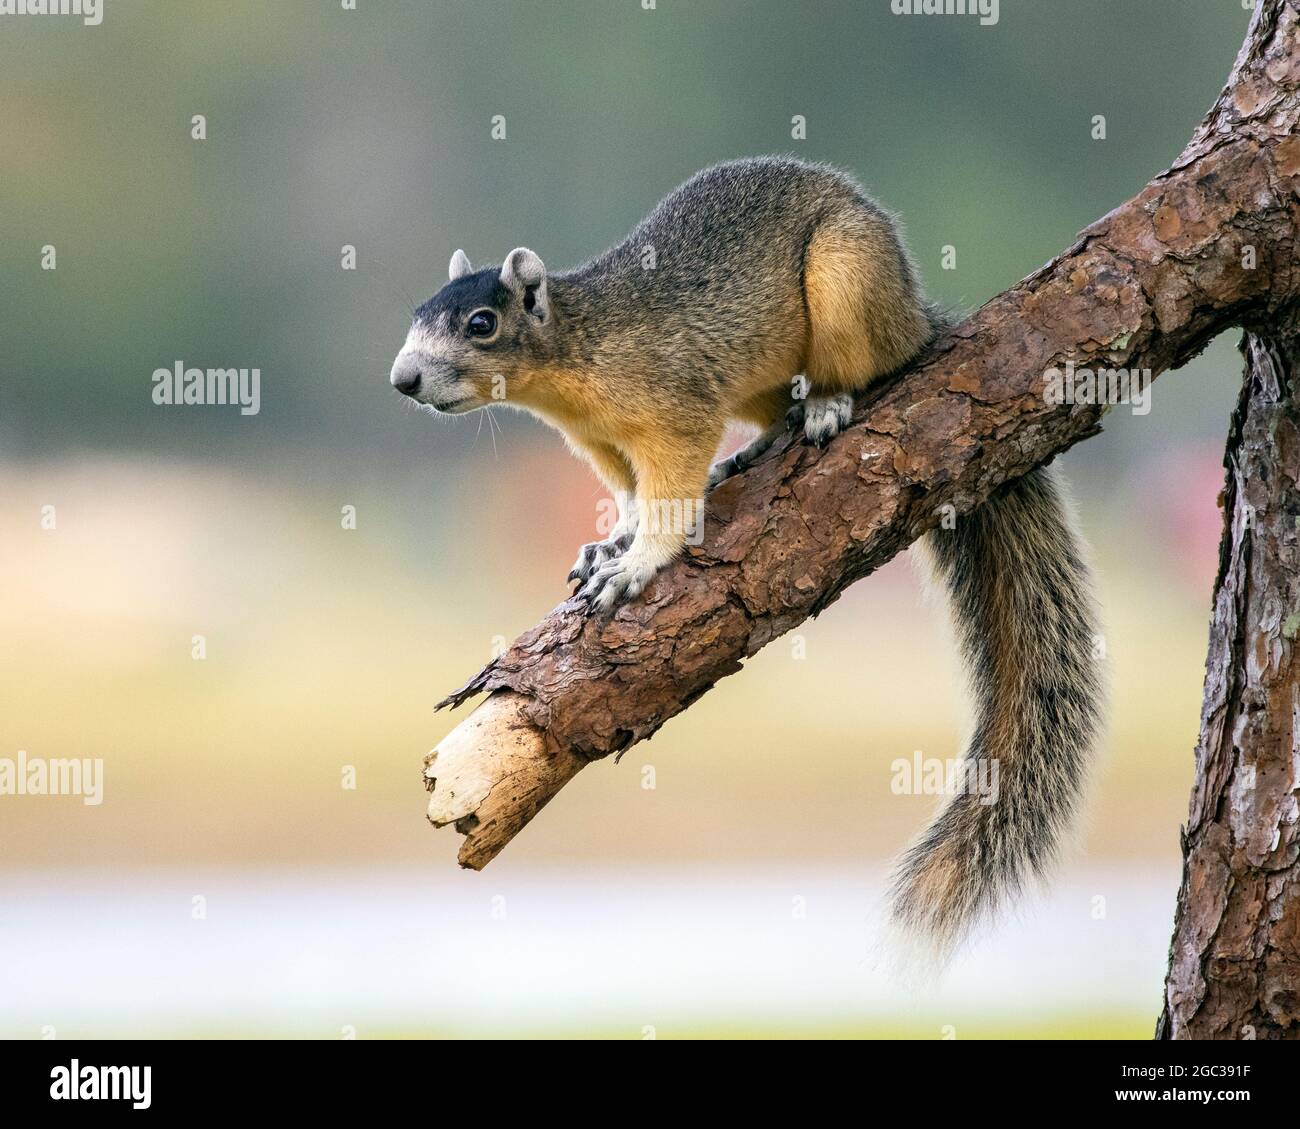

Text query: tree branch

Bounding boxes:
[426,0,1300,871]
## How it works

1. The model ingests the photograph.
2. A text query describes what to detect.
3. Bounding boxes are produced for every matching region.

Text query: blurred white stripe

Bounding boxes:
[0,865,1176,1037]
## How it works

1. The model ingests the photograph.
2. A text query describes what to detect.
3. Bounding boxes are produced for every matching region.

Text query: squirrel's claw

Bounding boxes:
[568,533,632,586]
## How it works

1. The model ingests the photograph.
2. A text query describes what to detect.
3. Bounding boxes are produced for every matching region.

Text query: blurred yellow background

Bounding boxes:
[0,0,1252,1037]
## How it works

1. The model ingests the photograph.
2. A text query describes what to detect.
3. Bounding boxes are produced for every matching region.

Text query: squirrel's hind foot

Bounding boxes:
[801,393,854,447]
[707,409,805,491]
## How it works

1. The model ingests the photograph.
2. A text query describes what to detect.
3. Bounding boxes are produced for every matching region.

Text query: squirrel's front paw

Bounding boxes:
[567,534,632,585]
[577,552,658,615]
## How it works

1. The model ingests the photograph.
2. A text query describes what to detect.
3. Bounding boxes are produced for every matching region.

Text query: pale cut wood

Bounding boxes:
[424,691,585,869]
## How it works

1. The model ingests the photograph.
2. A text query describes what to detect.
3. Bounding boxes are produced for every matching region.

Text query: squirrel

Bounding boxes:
[390,156,1103,958]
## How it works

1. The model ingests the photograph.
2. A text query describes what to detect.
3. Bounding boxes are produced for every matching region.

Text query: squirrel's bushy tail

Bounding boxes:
[890,466,1104,960]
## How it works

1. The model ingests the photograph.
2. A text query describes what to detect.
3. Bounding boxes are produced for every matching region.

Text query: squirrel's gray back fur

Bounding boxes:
[549,156,925,393]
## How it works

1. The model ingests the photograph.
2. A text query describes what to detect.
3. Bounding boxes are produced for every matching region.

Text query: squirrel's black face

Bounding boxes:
[390,247,552,414]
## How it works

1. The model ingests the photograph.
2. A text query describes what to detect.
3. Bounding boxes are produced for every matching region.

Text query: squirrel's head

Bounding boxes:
[390,247,555,413]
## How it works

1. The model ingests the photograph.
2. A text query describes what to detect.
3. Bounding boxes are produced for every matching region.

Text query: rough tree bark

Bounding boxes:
[424,1,1300,1036]
[1156,328,1300,1040]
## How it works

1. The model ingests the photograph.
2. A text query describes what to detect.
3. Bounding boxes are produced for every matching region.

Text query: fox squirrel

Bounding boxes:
[390,156,1103,957]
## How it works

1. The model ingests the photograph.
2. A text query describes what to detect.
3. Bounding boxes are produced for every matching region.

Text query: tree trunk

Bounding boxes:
[1157,327,1300,1039]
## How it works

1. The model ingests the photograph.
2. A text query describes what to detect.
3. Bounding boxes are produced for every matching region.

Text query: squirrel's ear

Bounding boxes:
[449,249,472,281]
[500,247,549,322]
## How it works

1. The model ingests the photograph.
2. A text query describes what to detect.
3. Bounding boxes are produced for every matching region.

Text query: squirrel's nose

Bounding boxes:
[390,355,422,396]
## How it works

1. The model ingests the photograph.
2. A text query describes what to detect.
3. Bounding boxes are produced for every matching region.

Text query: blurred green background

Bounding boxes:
[0,0,1254,1038]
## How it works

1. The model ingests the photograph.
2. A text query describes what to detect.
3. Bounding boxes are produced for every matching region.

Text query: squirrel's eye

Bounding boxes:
[467,311,497,338]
